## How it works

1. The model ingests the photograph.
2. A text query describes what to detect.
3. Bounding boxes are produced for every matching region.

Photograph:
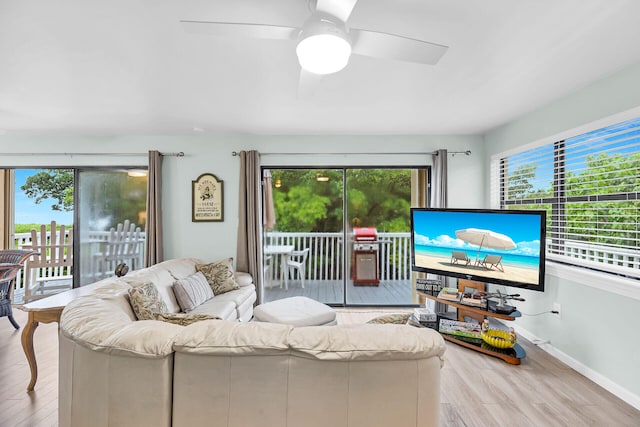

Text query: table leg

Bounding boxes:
[21,312,39,392]
[20,307,63,392]
[280,255,289,290]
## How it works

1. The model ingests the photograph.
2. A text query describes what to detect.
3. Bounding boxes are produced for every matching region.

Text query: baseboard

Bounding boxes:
[512,324,640,412]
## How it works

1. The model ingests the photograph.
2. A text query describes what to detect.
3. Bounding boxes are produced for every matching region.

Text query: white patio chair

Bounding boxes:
[286,248,309,289]
[23,221,73,302]
[92,220,143,280]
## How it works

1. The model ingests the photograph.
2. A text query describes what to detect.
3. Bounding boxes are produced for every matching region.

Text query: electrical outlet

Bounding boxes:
[553,303,561,319]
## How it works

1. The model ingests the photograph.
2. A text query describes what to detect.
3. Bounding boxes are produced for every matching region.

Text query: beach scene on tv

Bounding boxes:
[412,210,543,286]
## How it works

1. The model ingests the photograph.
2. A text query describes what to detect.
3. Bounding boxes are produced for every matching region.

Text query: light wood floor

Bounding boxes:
[2,308,639,427]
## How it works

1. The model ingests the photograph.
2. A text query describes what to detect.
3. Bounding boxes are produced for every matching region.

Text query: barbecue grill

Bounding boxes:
[352,227,380,285]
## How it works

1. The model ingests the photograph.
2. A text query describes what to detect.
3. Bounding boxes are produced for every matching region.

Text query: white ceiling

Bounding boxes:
[1,0,640,136]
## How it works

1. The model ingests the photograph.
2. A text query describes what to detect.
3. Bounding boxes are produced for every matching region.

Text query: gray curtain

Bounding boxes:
[263,169,276,231]
[430,149,449,306]
[145,150,163,266]
[236,150,263,304]
[431,149,448,208]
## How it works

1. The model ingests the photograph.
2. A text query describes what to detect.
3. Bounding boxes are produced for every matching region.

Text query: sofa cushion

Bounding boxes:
[205,284,255,307]
[128,282,168,320]
[154,312,220,326]
[196,258,240,295]
[160,257,201,280]
[122,268,182,314]
[173,320,293,356]
[173,272,214,312]
[189,299,237,321]
[288,324,446,361]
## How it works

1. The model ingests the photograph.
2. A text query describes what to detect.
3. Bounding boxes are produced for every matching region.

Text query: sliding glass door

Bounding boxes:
[345,169,414,305]
[76,169,147,286]
[263,166,424,306]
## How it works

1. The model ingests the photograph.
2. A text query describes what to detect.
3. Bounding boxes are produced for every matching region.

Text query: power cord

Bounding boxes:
[522,310,559,316]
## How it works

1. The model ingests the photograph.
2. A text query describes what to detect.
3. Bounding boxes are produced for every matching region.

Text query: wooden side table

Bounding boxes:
[18,282,106,391]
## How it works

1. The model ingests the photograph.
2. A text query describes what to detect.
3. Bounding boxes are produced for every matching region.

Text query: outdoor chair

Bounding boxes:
[478,254,505,272]
[92,220,144,280]
[0,249,39,329]
[23,221,73,302]
[451,251,471,266]
[286,248,310,289]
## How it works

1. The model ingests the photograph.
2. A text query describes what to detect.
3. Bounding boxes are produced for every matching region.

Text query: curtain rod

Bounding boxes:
[0,151,185,157]
[231,150,471,156]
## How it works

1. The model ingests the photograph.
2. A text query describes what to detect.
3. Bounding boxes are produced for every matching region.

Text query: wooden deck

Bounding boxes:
[263,279,421,306]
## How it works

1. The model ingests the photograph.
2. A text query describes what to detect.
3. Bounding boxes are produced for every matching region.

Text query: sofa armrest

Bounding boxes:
[61,294,182,358]
[235,271,253,287]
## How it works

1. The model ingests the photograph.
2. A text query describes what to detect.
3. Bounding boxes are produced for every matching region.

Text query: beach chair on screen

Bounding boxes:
[479,254,504,272]
[451,251,471,266]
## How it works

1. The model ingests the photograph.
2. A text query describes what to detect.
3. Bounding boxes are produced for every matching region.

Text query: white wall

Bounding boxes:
[0,134,482,262]
[483,62,640,408]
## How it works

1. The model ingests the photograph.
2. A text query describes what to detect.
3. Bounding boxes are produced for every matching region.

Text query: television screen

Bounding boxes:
[411,208,546,291]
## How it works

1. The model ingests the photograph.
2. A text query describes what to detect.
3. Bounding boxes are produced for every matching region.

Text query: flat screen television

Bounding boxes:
[410,208,546,292]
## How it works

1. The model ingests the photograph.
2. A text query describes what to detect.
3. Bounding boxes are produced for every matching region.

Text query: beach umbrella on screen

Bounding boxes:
[455,228,516,261]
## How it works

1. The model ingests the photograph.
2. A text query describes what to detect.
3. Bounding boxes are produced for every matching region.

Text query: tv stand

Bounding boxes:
[419,279,526,365]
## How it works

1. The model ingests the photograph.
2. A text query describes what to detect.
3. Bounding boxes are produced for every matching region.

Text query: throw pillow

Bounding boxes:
[127,281,168,320]
[196,258,240,295]
[173,272,214,312]
[366,313,411,324]
[153,312,220,326]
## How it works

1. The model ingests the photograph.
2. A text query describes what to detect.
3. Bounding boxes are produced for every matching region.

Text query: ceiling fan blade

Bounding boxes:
[180,20,299,41]
[314,0,359,22]
[350,29,448,65]
[298,69,323,99]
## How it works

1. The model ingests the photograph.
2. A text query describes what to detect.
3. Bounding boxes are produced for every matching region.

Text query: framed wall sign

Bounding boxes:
[192,173,223,222]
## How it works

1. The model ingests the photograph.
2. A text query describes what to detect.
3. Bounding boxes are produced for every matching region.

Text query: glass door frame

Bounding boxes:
[73,166,147,288]
[262,164,429,307]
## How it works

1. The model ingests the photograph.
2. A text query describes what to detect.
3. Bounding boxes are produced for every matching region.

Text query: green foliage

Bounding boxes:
[19,169,147,231]
[270,168,413,233]
[14,223,72,233]
[80,172,148,230]
[273,186,330,232]
[21,169,74,211]
[507,151,640,249]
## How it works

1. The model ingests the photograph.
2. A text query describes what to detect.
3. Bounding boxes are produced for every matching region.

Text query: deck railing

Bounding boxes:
[550,239,640,271]
[11,230,145,292]
[264,231,412,282]
[265,232,640,283]
[12,229,636,293]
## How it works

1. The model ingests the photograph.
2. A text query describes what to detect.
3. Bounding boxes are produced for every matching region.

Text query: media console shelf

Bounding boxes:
[419,279,526,365]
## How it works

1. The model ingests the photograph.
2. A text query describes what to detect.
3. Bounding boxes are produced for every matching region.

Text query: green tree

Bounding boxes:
[270,168,413,233]
[564,152,640,247]
[21,169,74,211]
[506,163,536,199]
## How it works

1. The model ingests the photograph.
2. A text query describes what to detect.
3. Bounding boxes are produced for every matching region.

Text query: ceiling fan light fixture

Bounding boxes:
[296,33,351,75]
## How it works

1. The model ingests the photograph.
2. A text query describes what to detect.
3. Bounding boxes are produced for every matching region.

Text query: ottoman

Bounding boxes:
[253,296,337,326]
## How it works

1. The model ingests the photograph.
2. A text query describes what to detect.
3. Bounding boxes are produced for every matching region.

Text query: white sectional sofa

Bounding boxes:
[59,258,447,427]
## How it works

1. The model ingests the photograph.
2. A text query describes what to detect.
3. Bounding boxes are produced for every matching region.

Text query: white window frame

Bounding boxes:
[491,107,640,300]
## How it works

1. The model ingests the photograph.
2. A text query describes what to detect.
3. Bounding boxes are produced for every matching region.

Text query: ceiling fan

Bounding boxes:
[181,0,449,78]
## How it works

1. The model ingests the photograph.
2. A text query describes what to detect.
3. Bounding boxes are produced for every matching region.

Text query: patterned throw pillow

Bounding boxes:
[196,258,240,295]
[153,312,220,326]
[127,281,168,320]
[366,313,411,324]
[173,272,214,312]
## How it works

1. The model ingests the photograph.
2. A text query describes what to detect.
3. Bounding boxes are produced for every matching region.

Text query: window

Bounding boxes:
[498,117,640,279]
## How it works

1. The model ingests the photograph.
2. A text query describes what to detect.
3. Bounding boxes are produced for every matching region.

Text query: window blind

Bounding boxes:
[499,117,640,279]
